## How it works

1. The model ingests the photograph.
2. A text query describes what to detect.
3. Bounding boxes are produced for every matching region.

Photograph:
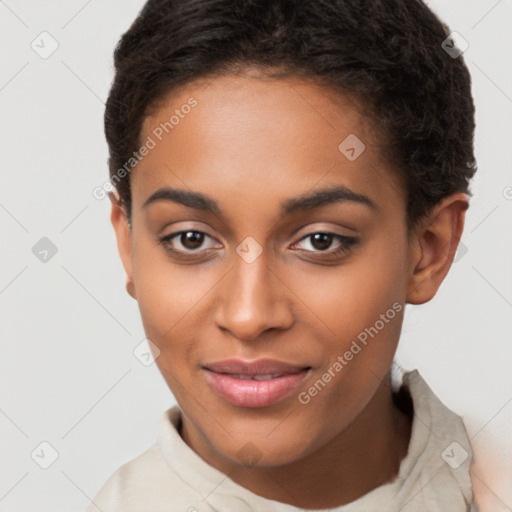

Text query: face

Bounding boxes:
[113,71,415,468]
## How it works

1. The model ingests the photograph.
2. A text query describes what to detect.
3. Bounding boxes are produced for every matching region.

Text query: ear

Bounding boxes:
[406,192,469,305]
[109,190,137,300]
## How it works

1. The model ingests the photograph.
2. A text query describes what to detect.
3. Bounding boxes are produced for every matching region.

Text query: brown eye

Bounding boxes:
[179,231,205,250]
[310,233,334,251]
[158,230,219,258]
[293,232,358,257]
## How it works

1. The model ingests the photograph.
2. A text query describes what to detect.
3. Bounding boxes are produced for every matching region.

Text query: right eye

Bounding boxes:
[158,230,221,257]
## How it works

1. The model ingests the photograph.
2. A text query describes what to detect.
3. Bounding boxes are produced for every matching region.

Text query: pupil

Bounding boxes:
[311,233,332,250]
[182,231,203,249]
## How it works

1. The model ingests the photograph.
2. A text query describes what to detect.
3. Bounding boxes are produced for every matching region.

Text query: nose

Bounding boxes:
[212,249,294,341]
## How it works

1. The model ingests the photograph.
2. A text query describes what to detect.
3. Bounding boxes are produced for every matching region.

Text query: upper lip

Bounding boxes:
[203,358,310,376]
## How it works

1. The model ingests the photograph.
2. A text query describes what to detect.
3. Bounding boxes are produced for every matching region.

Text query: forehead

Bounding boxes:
[131,72,404,220]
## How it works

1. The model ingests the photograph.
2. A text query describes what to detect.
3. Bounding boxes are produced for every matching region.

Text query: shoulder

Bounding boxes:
[396,370,480,511]
[85,445,165,511]
[85,408,200,511]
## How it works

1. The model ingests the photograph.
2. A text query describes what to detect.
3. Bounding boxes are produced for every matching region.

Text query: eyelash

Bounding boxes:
[157,230,358,260]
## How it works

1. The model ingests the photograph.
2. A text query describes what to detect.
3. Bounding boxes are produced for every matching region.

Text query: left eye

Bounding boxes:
[292,232,357,255]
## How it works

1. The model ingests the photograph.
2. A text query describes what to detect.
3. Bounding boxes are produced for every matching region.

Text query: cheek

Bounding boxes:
[131,242,212,361]
[291,234,407,388]
[289,240,407,339]
[297,253,407,434]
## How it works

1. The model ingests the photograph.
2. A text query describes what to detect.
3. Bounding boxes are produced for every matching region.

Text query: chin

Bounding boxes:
[216,431,314,468]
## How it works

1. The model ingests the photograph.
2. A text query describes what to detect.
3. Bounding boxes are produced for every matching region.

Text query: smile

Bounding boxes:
[202,359,311,408]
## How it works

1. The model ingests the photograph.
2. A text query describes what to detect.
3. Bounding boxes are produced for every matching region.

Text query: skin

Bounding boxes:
[110,70,469,508]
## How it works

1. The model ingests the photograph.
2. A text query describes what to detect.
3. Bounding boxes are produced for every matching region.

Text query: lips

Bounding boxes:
[202,358,311,408]
[203,358,308,376]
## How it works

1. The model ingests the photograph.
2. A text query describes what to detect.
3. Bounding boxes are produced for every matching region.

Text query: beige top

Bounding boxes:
[85,370,479,511]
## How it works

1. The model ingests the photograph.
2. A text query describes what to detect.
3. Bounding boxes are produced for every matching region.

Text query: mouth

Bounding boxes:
[202,359,312,408]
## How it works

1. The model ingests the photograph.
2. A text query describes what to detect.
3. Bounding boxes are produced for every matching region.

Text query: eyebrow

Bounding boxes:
[142,185,378,216]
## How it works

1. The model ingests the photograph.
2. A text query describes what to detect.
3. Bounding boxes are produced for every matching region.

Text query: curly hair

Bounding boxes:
[104,0,477,232]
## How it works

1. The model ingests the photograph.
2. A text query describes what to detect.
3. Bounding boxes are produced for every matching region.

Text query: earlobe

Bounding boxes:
[109,190,137,300]
[406,193,469,305]
[126,280,136,299]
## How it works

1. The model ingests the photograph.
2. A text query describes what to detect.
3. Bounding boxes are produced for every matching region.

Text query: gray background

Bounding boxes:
[1,0,511,510]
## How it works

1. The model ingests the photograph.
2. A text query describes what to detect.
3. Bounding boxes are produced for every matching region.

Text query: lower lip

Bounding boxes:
[203,369,310,408]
